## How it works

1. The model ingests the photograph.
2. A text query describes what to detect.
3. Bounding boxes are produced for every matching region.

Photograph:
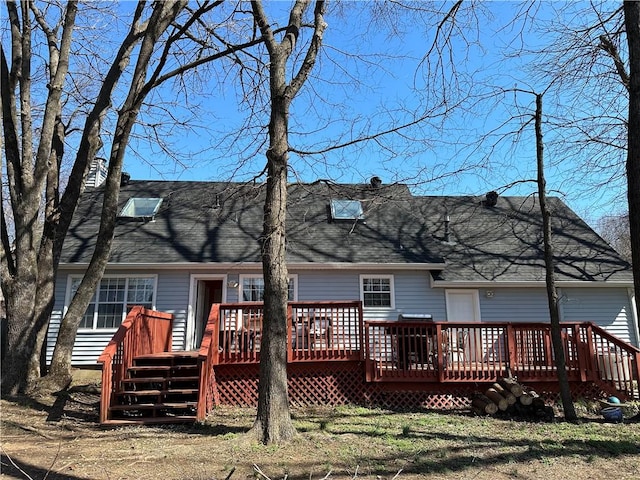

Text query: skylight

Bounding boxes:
[330,199,364,220]
[119,197,163,218]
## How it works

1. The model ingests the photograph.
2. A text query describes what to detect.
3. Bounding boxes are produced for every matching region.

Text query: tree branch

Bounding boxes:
[289,0,326,97]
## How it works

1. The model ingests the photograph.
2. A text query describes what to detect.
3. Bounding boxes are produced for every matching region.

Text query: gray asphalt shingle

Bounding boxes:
[60,180,632,283]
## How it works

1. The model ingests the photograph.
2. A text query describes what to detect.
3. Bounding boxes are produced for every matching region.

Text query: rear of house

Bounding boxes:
[48,179,638,365]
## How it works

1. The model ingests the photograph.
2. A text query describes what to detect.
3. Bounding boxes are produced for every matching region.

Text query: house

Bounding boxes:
[49,177,638,367]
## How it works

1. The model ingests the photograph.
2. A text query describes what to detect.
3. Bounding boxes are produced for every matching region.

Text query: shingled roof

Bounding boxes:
[60,180,632,284]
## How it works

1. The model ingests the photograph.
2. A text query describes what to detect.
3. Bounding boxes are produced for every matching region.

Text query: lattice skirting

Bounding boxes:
[208,361,610,412]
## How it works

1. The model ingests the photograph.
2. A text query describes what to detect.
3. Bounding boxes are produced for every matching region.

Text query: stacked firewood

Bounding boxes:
[471,377,554,421]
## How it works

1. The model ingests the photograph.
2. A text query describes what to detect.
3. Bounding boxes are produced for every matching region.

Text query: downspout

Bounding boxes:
[628,287,639,347]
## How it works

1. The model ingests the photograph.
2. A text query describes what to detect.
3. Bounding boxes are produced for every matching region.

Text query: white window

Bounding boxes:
[239,274,297,302]
[360,275,394,308]
[69,276,156,330]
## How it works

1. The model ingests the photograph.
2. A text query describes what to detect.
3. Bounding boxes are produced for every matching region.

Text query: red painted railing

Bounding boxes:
[288,301,363,362]
[364,320,640,399]
[197,303,220,420]
[97,307,173,423]
[200,301,363,365]
[587,323,640,399]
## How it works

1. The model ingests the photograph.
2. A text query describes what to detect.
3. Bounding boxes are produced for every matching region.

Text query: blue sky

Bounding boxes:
[119,1,628,227]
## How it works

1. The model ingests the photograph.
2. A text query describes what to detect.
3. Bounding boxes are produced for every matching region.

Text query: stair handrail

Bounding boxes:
[97,306,174,424]
[585,322,640,399]
[197,303,221,420]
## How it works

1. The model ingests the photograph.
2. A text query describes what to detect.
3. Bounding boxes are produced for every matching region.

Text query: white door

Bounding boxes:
[445,290,481,322]
[445,290,481,362]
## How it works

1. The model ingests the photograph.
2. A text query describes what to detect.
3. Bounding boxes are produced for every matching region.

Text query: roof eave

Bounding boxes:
[431,280,634,288]
[58,261,446,271]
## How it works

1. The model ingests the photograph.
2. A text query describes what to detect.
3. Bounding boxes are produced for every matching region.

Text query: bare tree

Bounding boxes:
[624,0,640,335]
[523,2,639,332]
[247,0,327,445]
[2,0,81,394]
[597,212,632,262]
[1,0,248,394]
[534,92,577,421]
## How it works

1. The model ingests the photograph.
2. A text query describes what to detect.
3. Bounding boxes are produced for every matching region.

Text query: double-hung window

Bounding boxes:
[239,275,297,302]
[70,276,156,330]
[360,275,394,308]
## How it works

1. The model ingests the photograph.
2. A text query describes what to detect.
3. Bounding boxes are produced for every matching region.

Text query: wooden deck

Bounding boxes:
[98,302,640,424]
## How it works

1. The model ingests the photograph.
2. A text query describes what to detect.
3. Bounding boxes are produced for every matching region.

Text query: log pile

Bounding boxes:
[470,377,554,422]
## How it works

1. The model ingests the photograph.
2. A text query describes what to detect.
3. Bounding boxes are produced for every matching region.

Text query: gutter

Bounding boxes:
[58,261,447,272]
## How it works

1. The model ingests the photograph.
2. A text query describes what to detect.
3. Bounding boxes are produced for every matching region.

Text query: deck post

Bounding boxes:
[98,356,113,424]
[583,323,597,382]
[212,304,220,365]
[574,324,589,382]
[358,301,365,361]
[364,321,372,381]
[436,324,445,382]
[287,303,293,362]
[506,324,517,375]
[633,351,640,393]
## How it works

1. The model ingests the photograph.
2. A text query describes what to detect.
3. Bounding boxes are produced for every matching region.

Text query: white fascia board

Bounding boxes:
[287,262,445,271]
[58,261,446,272]
[58,262,263,271]
[431,280,634,288]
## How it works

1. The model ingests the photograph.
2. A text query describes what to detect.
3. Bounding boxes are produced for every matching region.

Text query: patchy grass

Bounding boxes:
[1,380,639,480]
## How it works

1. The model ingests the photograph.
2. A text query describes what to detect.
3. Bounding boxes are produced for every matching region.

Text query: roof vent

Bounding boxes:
[444,215,451,242]
[484,191,498,207]
[121,172,131,186]
[370,176,382,188]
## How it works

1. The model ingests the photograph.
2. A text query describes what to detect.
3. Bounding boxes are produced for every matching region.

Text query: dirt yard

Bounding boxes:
[1,371,639,480]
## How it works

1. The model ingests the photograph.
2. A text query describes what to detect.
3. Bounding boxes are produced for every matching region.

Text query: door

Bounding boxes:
[445,290,481,362]
[194,280,223,348]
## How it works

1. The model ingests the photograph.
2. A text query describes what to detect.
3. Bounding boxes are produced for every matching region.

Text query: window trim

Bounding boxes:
[360,274,395,309]
[66,274,158,332]
[238,274,298,302]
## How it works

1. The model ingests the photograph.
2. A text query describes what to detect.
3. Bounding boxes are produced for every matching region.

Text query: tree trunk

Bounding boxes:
[252,150,296,443]
[249,0,326,444]
[624,1,640,336]
[1,2,78,395]
[535,93,577,421]
[46,0,188,389]
[249,11,297,444]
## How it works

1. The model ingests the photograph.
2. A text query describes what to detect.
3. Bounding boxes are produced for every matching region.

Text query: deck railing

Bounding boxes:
[289,301,363,362]
[197,303,221,420]
[364,320,640,399]
[97,307,173,423]
[201,301,363,365]
[587,323,640,399]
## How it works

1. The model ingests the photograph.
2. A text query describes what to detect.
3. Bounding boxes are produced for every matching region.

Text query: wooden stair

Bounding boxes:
[105,351,200,425]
